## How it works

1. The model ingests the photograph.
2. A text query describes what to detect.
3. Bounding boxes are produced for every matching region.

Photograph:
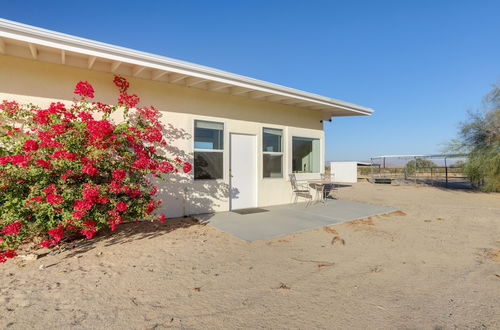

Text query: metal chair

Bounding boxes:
[321,173,336,200]
[289,173,312,206]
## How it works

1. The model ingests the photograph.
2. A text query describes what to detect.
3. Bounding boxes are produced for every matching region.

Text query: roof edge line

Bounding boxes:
[0,18,374,116]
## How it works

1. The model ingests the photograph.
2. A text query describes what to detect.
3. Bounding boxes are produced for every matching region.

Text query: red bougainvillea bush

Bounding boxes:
[0,76,191,263]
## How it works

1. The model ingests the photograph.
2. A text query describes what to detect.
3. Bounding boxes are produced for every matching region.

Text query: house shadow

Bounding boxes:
[153,123,239,219]
[60,217,202,259]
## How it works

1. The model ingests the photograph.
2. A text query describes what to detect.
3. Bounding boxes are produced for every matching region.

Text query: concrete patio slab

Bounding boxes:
[195,199,397,241]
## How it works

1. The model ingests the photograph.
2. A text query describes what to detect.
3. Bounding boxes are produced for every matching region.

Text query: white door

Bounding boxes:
[230,134,257,210]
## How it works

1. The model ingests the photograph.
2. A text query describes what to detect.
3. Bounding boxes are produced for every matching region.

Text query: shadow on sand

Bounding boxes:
[58,217,203,259]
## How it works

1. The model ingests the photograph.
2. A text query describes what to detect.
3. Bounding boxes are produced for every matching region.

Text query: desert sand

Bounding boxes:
[1,183,499,329]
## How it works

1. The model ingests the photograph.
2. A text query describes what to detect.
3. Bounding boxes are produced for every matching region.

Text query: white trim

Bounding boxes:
[0,18,374,118]
[193,119,225,181]
[291,136,322,175]
[262,127,284,179]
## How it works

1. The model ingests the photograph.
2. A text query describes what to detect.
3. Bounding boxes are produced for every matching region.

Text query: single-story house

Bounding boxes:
[0,19,373,217]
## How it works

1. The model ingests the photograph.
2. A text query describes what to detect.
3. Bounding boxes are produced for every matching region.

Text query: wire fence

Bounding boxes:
[364,154,470,189]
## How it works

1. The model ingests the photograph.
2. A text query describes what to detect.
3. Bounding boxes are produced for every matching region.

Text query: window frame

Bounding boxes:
[262,127,284,179]
[193,119,225,181]
[291,136,321,174]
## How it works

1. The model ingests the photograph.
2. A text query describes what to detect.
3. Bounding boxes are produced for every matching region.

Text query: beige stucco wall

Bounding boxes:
[0,54,325,217]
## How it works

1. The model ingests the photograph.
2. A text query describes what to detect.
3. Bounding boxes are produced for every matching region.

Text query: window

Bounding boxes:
[292,137,320,173]
[263,128,283,178]
[194,120,224,180]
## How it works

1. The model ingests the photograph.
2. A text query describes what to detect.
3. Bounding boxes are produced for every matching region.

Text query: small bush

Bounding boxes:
[0,76,191,262]
[404,159,438,175]
[453,84,500,192]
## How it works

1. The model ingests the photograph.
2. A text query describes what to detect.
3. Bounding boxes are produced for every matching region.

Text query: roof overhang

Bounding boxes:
[0,19,374,119]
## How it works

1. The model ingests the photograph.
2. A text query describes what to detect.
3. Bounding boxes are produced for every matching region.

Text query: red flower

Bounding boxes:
[83,219,96,228]
[92,102,112,113]
[150,186,158,196]
[81,219,97,238]
[73,81,95,99]
[183,162,192,173]
[82,164,98,176]
[118,92,140,108]
[112,169,126,182]
[11,154,29,167]
[113,76,130,92]
[39,240,52,248]
[158,214,166,223]
[36,159,51,169]
[33,109,51,125]
[47,227,65,243]
[46,194,63,205]
[144,128,163,143]
[38,131,62,148]
[115,201,128,212]
[133,156,150,170]
[74,199,93,211]
[23,140,39,152]
[50,124,67,135]
[158,161,174,173]
[109,221,119,231]
[77,111,94,122]
[3,249,17,258]
[51,149,77,161]
[0,249,17,263]
[30,196,44,203]
[72,210,86,219]
[0,155,12,165]
[127,188,142,198]
[97,197,109,204]
[80,228,96,239]
[108,180,124,194]
[43,185,57,196]
[145,200,159,213]
[0,100,20,115]
[1,221,23,236]
[86,120,114,140]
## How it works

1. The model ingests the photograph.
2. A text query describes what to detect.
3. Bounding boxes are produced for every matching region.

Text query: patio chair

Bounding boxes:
[321,173,336,199]
[289,173,313,206]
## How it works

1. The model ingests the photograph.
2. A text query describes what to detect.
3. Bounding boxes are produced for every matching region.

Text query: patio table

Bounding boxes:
[306,180,334,203]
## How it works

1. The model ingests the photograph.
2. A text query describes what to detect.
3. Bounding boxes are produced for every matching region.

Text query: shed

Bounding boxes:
[330,161,371,183]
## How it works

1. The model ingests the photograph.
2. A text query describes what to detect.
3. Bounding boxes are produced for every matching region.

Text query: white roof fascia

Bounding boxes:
[0,19,374,116]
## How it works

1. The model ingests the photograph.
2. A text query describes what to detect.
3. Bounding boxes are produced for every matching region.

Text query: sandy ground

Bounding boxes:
[1,183,499,329]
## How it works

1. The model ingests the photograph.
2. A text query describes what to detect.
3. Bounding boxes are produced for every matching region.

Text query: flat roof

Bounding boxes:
[0,19,373,119]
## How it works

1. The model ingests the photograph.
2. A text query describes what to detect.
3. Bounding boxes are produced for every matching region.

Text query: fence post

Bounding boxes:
[370,158,373,183]
[414,157,417,185]
[444,157,448,188]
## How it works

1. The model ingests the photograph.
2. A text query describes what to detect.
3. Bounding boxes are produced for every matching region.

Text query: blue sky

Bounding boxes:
[2,0,499,161]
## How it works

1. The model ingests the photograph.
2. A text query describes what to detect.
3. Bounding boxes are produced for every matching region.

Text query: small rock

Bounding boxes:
[39,264,45,270]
